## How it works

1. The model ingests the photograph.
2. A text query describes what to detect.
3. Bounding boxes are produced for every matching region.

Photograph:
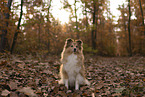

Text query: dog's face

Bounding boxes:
[64,38,83,53]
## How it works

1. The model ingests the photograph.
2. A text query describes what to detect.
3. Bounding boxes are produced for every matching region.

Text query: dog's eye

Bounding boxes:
[71,45,73,47]
[76,46,78,48]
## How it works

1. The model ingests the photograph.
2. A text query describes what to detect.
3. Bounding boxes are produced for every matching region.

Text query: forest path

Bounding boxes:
[0,54,145,96]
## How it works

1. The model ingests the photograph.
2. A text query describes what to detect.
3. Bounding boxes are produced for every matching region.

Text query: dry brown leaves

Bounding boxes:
[0,54,145,96]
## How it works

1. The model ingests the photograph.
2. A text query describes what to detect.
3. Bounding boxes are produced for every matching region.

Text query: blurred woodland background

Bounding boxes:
[0,0,145,57]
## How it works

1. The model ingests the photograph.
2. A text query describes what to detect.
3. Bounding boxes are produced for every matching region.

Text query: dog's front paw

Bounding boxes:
[75,80,79,90]
[58,79,64,84]
[85,79,90,86]
[64,79,69,89]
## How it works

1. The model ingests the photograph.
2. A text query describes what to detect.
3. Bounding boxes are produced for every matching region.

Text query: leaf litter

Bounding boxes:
[0,54,145,96]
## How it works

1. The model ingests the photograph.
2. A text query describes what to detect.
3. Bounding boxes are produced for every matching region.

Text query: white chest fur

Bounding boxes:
[67,53,78,65]
[64,53,80,74]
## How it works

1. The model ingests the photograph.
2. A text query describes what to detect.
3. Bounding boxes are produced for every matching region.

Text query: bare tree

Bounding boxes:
[91,0,98,50]
[10,0,23,54]
[139,0,145,35]
[74,0,79,39]
[128,0,132,56]
[91,1,96,50]
[47,0,52,50]
[0,0,13,52]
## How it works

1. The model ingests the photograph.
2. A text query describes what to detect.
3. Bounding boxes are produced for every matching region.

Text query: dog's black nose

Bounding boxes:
[74,48,76,52]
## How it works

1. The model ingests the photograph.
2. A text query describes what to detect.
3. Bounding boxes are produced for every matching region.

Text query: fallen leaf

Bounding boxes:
[43,69,52,74]
[18,87,37,97]
[82,93,87,96]
[114,87,126,93]
[1,89,11,96]
[0,60,7,66]
[8,81,18,90]
[17,63,25,69]
[95,89,100,93]
[9,92,18,97]
[112,93,121,96]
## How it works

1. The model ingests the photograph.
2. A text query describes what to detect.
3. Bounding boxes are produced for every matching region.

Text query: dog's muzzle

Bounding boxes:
[74,48,76,52]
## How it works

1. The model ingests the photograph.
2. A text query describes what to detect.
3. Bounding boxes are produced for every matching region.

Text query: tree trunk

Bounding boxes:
[38,23,41,49]
[91,1,96,50]
[0,0,13,52]
[122,4,127,32]
[95,8,98,48]
[46,0,52,51]
[139,0,145,35]
[122,4,128,53]
[128,0,132,56]
[10,0,23,54]
[74,0,79,39]
[139,0,144,54]
[85,7,88,28]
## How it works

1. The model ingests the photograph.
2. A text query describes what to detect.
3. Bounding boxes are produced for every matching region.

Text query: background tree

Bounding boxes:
[117,4,129,56]
[62,0,82,39]
[81,0,116,56]
[139,0,145,35]
[0,0,13,52]
[138,0,145,54]
[10,0,23,54]
[0,0,144,56]
[117,0,145,56]
[128,0,132,56]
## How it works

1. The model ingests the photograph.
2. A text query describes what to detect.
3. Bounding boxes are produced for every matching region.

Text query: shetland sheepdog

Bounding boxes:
[59,38,90,90]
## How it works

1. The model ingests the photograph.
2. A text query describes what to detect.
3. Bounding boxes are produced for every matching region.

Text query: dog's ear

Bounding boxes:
[76,39,83,46]
[65,38,74,48]
[76,39,83,49]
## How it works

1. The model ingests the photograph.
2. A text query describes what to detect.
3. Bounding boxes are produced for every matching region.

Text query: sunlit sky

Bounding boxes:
[51,0,128,24]
[50,0,71,24]
[50,0,82,24]
[14,0,129,24]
